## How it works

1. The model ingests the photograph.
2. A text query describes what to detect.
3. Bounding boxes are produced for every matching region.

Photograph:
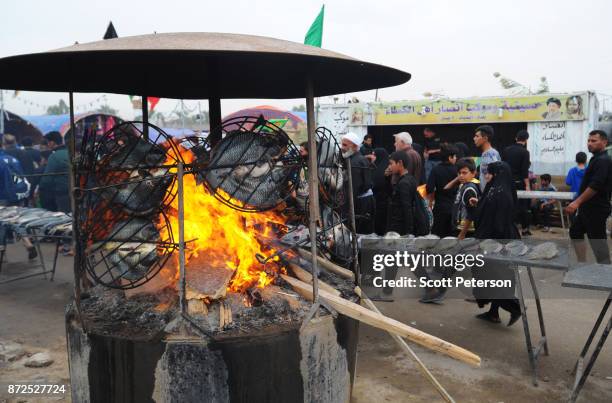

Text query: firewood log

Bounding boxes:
[281,274,481,368]
[287,263,341,297]
[297,248,355,280]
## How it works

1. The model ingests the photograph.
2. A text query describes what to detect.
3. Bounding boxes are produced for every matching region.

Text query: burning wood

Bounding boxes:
[185,260,234,301]
[219,301,233,328]
[158,144,288,294]
[246,287,264,307]
[187,299,208,315]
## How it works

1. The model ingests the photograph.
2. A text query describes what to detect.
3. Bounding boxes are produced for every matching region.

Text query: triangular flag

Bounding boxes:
[148,97,160,113]
[304,5,324,47]
[103,21,118,40]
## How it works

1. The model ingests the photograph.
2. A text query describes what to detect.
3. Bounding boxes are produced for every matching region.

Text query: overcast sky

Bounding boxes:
[1,0,611,119]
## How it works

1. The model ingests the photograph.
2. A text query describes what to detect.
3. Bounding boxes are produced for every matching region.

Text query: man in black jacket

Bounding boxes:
[386,151,443,303]
[341,132,375,234]
[566,130,612,263]
[501,130,531,235]
[426,144,458,238]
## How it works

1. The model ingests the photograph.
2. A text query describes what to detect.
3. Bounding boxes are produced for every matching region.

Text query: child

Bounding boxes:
[386,151,442,303]
[533,173,557,231]
[387,151,418,235]
[566,152,586,198]
[451,158,481,240]
[426,144,458,238]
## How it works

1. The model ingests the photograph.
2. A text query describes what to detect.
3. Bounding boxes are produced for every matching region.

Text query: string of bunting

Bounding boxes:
[6,91,110,113]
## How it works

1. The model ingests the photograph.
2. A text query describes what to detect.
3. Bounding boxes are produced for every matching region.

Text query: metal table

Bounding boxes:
[562,264,612,403]
[0,227,66,285]
[516,190,575,230]
[476,240,570,386]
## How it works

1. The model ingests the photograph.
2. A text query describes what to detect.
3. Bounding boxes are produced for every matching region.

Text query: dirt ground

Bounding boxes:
[1,229,611,403]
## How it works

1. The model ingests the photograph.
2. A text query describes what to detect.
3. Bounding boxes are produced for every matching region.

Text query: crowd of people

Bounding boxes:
[0,131,72,257]
[335,125,612,323]
[2,124,611,324]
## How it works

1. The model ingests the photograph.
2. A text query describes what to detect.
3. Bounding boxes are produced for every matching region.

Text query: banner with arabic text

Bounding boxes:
[373,93,587,125]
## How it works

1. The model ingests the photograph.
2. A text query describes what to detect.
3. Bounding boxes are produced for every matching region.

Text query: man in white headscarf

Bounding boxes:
[340,132,375,234]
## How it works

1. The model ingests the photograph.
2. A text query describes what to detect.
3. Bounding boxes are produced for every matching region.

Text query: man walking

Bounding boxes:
[501,130,531,235]
[0,147,37,259]
[565,130,612,263]
[423,127,441,181]
[426,144,458,238]
[473,125,500,191]
[340,132,375,234]
[387,132,423,184]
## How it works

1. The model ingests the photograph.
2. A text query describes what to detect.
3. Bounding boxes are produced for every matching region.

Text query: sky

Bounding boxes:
[1,0,611,120]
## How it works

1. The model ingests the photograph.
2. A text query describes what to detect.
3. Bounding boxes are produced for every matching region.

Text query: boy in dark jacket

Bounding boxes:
[452,158,481,239]
[387,151,417,235]
[426,144,458,237]
[386,151,443,303]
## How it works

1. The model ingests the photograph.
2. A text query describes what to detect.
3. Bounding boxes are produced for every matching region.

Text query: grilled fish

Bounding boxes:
[89,218,160,282]
[204,130,296,210]
[97,135,172,215]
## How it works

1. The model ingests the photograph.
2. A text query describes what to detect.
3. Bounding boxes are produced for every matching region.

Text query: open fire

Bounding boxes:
[156,144,288,295]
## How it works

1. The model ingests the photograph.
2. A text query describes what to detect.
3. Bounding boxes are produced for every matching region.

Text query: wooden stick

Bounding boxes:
[297,248,355,281]
[225,303,232,326]
[281,275,481,367]
[288,263,341,297]
[355,286,455,403]
[219,302,226,328]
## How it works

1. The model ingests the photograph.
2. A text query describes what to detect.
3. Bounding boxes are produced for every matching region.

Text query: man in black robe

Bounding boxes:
[340,132,375,234]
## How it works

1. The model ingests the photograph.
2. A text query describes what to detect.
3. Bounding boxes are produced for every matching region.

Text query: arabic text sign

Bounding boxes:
[318,106,350,136]
[537,121,566,164]
[373,94,587,125]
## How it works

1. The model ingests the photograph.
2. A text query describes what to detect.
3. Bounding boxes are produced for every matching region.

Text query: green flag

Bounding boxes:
[304,5,324,47]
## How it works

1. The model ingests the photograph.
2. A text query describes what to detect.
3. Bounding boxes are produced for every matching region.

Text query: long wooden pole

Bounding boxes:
[67,91,84,325]
[305,79,320,307]
[355,286,456,403]
[297,248,354,281]
[142,95,148,140]
[282,274,481,367]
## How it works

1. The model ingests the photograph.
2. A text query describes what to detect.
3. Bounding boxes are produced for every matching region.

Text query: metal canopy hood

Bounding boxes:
[0,32,410,99]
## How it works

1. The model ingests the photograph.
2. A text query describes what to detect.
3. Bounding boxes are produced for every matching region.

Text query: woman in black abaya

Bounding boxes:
[372,148,391,235]
[473,161,522,326]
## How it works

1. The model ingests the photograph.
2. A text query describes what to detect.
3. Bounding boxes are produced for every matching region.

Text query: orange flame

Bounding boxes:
[158,145,286,293]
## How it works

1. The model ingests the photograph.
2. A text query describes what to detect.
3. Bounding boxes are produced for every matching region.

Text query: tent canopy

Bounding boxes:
[2,110,44,143]
[0,32,410,99]
[23,112,122,136]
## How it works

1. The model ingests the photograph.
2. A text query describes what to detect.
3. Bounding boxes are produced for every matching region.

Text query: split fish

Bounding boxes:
[204,130,296,210]
[97,135,172,216]
[88,218,161,282]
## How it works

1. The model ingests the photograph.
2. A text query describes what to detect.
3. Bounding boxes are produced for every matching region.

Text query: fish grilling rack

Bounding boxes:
[200,115,304,212]
[301,127,355,266]
[76,121,182,289]
[74,117,306,290]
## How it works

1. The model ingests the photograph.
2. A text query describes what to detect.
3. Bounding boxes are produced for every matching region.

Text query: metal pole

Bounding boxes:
[177,162,187,314]
[181,100,185,129]
[208,97,222,146]
[0,90,4,134]
[345,157,360,284]
[305,79,320,308]
[142,95,149,140]
[68,91,84,324]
